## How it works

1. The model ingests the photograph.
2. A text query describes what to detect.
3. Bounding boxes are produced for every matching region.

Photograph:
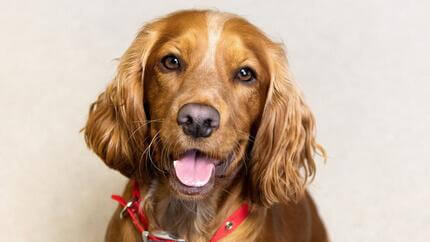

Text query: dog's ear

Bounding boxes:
[84,25,159,177]
[250,44,326,205]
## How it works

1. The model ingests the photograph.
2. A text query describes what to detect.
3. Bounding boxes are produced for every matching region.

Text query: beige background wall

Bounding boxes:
[1,0,429,241]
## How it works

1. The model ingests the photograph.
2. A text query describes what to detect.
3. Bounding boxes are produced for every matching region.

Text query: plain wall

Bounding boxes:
[1,0,429,241]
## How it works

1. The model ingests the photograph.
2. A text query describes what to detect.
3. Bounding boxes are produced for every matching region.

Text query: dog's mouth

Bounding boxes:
[169,149,235,196]
[173,149,217,187]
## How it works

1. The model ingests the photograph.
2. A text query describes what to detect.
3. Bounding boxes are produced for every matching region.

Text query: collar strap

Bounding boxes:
[209,202,249,242]
[111,180,250,242]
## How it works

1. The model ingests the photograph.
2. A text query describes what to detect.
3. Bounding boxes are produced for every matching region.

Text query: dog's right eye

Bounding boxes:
[161,55,181,70]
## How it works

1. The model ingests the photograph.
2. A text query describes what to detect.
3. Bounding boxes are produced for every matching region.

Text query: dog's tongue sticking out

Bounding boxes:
[173,150,215,187]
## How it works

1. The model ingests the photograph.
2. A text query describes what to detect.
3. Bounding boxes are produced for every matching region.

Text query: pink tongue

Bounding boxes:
[173,150,215,187]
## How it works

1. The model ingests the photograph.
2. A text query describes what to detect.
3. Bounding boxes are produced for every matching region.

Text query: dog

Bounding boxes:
[84,9,328,242]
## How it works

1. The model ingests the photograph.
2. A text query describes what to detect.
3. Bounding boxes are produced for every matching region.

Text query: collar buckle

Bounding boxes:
[141,231,149,242]
[142,230,185,242]
[119,199,136,219]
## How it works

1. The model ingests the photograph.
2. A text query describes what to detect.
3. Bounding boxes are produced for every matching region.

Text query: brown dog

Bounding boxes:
[84,9,328,242]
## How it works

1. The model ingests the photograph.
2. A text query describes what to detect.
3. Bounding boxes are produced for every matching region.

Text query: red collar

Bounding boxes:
[111,180,250,242]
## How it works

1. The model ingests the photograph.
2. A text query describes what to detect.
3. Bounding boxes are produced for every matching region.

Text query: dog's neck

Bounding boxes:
[140,171,247,241]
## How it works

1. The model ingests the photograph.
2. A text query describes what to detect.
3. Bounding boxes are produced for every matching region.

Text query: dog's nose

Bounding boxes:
[177,103,220,138]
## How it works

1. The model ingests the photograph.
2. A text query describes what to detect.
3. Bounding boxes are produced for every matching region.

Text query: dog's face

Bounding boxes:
[144,12,270,198]
[85,10,324,205]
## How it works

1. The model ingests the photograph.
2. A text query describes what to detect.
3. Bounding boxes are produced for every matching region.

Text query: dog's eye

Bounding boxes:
[235,67,256,83]
[161,55,181,70]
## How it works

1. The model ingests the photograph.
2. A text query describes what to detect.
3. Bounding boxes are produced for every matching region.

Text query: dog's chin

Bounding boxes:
[167,149,235,200]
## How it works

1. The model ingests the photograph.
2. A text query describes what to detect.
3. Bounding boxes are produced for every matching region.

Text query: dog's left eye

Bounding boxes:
[235,67,256,83]
[161,55,181,70]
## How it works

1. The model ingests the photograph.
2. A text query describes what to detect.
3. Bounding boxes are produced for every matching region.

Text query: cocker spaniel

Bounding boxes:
[84,9,328,242]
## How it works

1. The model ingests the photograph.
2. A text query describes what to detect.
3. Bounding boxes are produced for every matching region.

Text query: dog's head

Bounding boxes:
[84,10,324,205]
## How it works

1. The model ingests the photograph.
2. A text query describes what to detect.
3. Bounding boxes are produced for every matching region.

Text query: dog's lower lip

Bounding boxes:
[173,172,215,195]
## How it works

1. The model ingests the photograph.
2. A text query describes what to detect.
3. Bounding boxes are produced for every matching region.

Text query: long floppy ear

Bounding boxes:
[251,44,326,205]
[83,26,158,177]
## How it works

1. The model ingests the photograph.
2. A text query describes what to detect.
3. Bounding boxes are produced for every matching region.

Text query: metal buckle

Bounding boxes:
[141,231,149,242]
[142,230,186,242]
[119,199,135,219]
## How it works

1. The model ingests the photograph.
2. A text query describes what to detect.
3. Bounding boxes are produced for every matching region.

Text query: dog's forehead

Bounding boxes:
[199,12,233,68]
[160,11,257,58]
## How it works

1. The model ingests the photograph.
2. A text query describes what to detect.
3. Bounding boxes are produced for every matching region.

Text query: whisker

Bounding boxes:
[137,130,163,177]
[132,119,164,124]
[147,132,164,173]
[129,119,164,141]
[137,134,158,178]
[235,129,255,143]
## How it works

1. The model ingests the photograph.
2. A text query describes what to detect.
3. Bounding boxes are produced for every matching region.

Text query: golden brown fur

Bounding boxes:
[84,9,328,242]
